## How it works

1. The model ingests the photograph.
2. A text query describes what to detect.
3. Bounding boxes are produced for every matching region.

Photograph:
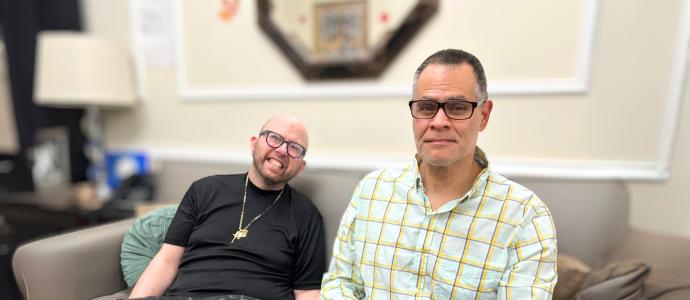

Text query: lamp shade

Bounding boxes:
[34,31,136,107]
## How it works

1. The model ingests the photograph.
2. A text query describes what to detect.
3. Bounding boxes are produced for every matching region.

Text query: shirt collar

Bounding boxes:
[414,146,490,204]
[414,146,489,170]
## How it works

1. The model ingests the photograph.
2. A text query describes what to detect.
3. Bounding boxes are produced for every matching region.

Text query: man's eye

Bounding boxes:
[288,144,302,153]
[447,102,470,112]
[419,103,437,111]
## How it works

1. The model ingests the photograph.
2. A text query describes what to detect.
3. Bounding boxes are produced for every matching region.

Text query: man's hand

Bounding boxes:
[129,243,185,298]
[294,289,319,300]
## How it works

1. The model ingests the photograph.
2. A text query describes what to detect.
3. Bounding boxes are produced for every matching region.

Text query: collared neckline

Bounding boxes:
[413,147,490,213]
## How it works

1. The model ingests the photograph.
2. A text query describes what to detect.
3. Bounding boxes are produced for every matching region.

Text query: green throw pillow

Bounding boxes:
[120,205,178,288]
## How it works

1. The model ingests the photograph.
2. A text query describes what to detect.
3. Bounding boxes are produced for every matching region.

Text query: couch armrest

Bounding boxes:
[603,229,690,298]
[12,218,135,300]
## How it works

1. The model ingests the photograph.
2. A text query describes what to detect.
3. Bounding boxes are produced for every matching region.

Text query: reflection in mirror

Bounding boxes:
[258,0,438,80]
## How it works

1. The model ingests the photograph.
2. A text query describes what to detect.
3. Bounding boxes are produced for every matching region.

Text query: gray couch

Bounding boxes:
[12,160,690,299]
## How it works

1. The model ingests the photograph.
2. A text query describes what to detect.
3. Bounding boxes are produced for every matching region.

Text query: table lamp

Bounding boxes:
[34,31,136,200]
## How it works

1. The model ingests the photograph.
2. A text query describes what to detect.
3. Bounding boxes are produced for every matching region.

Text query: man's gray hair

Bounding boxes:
[412,49,488,100]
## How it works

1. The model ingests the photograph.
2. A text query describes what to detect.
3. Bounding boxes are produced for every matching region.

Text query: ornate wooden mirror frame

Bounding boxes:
[257,0,439,80]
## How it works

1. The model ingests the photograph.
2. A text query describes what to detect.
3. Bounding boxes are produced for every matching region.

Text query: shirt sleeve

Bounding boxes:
[319,183,366,300]
[497,196,558,299]
[292,210,327,290]
[164,181,199,246]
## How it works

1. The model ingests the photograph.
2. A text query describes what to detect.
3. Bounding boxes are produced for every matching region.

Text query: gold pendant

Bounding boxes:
[231,229,248,243]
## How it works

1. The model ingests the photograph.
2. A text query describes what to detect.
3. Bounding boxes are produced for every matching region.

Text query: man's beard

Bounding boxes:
[252,154,293,187]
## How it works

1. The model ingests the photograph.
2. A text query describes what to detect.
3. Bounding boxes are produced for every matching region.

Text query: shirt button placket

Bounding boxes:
[413,212,432,295]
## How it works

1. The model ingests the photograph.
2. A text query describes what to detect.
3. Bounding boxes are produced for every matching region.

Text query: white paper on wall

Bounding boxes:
[131,0,176,68]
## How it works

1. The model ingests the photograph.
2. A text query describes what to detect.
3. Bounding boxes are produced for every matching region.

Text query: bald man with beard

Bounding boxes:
[130,116,325,300]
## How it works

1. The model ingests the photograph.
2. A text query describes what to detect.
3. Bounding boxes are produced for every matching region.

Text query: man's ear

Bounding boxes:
[250,136,258,152]
[479,99,493,131]
[299,160,306,173]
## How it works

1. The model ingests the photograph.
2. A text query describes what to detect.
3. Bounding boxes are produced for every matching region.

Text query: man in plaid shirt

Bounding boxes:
[320,49,557,299]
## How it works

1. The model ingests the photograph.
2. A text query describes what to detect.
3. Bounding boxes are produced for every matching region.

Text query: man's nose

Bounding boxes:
[430,106,451,128]
[273,142,289,156]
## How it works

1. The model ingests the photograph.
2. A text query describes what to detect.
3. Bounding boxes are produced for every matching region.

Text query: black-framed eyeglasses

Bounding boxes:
[408,99,486,120]
[259,130,307,158]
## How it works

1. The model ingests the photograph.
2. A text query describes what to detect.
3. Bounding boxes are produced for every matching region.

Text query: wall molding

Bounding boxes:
[658,0,690,177]
[172,0,599,101]
[118,146,665,181]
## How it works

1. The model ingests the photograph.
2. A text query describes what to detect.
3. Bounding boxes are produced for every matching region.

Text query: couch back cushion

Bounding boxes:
[153,160,630,267]
[517,178,630,266]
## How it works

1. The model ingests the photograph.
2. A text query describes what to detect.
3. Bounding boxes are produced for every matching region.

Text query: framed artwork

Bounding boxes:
[314,1,367,62]
[31,127,71,191]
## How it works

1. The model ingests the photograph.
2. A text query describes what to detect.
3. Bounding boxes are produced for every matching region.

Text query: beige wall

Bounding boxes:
[96,0,683,164]
[82,0,690,237]
[629,58,690,237]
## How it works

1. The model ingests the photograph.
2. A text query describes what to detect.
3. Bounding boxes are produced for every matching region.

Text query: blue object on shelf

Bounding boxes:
[105,151,150,189]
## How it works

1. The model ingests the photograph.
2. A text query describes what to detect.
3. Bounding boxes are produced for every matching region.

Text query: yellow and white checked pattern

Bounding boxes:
[320,149,557,299]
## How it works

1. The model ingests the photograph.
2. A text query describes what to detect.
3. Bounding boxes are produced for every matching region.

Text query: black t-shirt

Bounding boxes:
[164,174,326,299]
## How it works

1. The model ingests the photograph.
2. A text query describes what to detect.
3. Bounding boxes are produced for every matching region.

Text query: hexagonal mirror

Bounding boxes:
[258,0,438,80]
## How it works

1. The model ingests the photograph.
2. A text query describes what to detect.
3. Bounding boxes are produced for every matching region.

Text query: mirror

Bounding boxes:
[258,0,438,80]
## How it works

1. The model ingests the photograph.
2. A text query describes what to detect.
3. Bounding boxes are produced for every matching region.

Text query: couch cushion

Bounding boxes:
[91,288,131,300]
[603,230,690,298]
[120,205,178,287]
[554,253,591,300]
[576,260,650,300]
[516,178,630,267]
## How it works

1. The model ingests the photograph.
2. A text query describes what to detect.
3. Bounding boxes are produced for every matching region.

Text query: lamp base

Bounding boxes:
[82,107,111,201]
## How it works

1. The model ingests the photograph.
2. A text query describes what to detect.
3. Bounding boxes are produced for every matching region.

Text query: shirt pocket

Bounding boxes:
[433,264,502,299]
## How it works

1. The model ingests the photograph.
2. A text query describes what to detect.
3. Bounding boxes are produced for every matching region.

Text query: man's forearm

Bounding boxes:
[129,244,184,298]
[294,289,320,300]
[129,258,178,298]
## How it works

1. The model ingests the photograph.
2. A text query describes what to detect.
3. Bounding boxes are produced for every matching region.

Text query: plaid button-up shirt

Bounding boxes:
[320,148,557,299]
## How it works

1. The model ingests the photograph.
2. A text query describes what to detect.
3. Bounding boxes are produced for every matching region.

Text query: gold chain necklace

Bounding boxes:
[231,175,284,243]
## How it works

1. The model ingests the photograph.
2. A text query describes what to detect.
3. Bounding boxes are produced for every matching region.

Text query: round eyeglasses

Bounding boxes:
[260,130,307,158]
[408,99,486,120]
